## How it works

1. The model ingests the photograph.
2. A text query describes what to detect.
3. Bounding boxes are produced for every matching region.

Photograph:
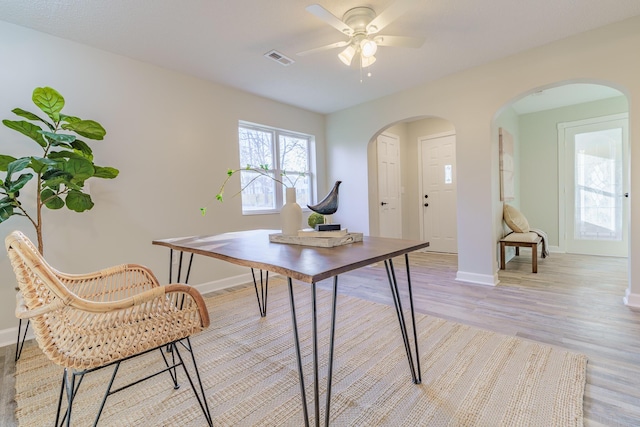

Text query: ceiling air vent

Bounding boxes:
[264,50,294,66]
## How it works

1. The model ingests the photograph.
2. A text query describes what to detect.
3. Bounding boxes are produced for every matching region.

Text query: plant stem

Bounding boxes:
[36,171,43,253]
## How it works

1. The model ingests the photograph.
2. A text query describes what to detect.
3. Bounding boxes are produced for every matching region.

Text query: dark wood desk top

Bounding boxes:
[153,229,429,283]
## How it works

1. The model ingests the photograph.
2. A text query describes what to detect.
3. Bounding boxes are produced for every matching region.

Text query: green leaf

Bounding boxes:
[0,155,17,171]
[0,205,13,222]
[200,207,207,216]
[65,190,94,212]
[66,181,84,191]
[7,173,33,193]
[93,166,119,179]
[32,87,65,122]
[7,158,31,177]
[216,193,223,202]
[39,131,76,144]
[60,114,81,123]
[71,139,93,159]
[11,108,54,130]
[42,170,71,188]
[2,120,47,147]
[29,157,59,174]
[61,120,106,140]
[41,188,65,209]
[62,158,94,182]
[0,197,14,206]
[48,151,86,160]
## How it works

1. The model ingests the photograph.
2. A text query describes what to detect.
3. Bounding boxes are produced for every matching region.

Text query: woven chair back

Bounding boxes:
[5,231,77,361]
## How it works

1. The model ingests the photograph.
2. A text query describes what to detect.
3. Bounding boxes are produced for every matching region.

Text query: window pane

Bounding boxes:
[240,171,276,211]
[282,174,310,207]
[444,165,452,184]
[280,135,308,175]
[239,127,273,169]
[574,128,622,241]
[238,122,313,214]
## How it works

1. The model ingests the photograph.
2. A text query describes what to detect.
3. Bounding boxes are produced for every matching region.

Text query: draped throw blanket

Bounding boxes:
[531,228,549,258]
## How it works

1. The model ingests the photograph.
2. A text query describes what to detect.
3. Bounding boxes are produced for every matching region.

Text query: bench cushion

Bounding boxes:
[502,232,540,243]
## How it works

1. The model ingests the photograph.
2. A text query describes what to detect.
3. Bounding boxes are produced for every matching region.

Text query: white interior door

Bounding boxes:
[561,114,628,257]
[377,133,402,238]
[420,133,457,253]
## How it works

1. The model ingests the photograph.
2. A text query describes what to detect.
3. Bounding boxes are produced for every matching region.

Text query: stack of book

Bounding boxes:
[297,228,349,238]
[269,228,363,247]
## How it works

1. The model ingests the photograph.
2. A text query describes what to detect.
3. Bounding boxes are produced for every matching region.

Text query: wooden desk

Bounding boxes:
[153,229,429,427]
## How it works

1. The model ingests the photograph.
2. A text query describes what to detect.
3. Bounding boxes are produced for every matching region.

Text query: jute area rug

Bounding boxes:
[15,279,587,426]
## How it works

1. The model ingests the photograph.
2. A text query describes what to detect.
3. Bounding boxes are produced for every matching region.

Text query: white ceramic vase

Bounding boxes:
[281,187,302,236]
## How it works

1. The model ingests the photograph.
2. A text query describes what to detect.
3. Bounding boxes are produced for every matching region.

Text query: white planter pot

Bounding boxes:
[281,187,302,236]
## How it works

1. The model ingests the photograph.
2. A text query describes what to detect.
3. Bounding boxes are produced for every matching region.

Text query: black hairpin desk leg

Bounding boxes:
[385,255,422,384]
[251,268,269,317]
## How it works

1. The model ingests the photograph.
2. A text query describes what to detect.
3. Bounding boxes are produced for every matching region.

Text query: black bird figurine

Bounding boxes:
[307,180,342,215]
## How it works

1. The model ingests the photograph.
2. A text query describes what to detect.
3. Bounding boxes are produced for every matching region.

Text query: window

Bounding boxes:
[238,122,314,214]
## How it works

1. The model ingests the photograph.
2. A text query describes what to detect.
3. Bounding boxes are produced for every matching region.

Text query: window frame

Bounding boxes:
[238,121,316,215]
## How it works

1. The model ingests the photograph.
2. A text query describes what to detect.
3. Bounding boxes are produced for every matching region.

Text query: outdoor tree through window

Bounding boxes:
[238,122,313,213]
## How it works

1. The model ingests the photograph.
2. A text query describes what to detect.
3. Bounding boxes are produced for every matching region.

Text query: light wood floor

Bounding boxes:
[2,251,638,426]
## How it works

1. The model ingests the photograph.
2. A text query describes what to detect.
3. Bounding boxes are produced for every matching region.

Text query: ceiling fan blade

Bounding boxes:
[306,4,353,36]
[297,41,350,56]
[374,35,425,48]
[366,0,417,34]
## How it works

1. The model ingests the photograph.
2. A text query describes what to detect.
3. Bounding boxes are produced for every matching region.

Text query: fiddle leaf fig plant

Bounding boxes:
[0,87,119,253]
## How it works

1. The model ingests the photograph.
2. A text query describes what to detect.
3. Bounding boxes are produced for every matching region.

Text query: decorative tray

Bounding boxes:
[269,232,363,248]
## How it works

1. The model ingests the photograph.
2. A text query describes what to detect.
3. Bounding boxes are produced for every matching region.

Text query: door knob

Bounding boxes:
[424,203,429,207]
[381,202,388,206]
[424,195,428,198]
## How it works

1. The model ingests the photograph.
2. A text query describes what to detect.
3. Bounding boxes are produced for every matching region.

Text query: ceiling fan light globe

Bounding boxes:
[338,45,356,66]
[361,55,376,68]
[360,39,378,58]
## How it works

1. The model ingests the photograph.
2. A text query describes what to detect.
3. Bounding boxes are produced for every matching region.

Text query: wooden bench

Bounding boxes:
[499,232,543,273]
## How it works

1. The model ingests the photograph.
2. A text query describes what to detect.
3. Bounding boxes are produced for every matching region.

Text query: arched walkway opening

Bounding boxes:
[492,81,629,289]
[367,116,459,254]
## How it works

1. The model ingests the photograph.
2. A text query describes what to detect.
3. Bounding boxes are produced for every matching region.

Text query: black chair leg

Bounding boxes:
[15,319,29,361]
[52,340,211,426]
[173,339,213,426]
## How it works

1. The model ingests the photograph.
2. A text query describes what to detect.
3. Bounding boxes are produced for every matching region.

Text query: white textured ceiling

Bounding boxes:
[1,0,640,114]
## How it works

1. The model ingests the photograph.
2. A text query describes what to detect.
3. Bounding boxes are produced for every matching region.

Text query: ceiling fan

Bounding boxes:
[297,0,425,68]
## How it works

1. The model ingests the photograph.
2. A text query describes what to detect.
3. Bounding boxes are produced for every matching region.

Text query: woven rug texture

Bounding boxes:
[14,280,587,426]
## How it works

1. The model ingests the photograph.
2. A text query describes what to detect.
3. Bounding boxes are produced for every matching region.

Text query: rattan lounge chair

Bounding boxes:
[6,230,212,426]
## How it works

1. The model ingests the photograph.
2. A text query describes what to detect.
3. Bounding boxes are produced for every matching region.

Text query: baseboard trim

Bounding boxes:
[195,272,257,296]
[623,288,640,308]
[0,272,258,349]
[456,271,499,286]
[0,322,33,351]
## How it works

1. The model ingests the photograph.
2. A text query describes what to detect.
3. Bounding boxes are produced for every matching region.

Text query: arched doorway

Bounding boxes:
[367,116,459,253]
[493,82,629,264]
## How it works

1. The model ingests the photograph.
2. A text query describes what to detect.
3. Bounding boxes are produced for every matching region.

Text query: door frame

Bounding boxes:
[557,112,629,254]
[417,130,456,244]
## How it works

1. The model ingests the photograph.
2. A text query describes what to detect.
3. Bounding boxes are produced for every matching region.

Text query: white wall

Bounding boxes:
[326,16,640,294]
[0,21,326,336]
